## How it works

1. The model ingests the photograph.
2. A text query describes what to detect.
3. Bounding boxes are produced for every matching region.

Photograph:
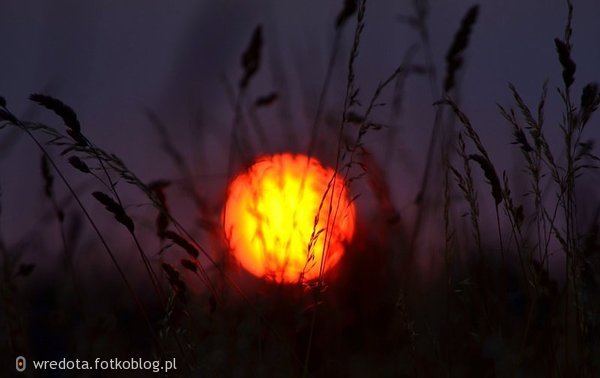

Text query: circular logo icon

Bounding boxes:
[16,356,26,372]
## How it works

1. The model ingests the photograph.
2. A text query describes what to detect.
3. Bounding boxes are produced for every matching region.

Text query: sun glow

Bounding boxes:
[224,153,355,283]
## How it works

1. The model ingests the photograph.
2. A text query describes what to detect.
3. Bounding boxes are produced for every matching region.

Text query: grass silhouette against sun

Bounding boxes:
[0,0,599,376]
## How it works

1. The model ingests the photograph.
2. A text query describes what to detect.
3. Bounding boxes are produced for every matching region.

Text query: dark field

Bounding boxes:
[1,0,600,377]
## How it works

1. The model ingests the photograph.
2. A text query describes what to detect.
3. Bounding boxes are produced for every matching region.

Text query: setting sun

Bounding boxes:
[224,153,355,283]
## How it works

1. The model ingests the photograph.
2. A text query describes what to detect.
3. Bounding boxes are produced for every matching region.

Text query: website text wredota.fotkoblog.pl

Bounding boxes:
[15,356,176,373]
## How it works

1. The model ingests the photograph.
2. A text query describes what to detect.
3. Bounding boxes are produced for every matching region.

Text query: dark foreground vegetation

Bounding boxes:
[1,0,599,376]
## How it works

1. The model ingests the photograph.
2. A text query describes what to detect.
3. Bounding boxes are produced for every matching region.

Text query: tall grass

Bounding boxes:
[1,0,599,376]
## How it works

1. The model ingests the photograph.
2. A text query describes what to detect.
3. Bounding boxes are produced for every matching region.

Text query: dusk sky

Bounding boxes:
[2,2,600,376]
[1,0,599,274]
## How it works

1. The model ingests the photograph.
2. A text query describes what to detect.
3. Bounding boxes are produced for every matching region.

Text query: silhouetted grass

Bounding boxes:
[1,0,599,377]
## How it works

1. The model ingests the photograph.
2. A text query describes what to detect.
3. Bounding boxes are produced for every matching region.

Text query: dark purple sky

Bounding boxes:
[1,0,599,277]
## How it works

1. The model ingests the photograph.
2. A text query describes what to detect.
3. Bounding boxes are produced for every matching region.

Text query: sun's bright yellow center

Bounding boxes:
[224,153,355,283]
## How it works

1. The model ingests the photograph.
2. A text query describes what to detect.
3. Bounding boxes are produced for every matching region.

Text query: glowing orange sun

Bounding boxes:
[224,153,356,283]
